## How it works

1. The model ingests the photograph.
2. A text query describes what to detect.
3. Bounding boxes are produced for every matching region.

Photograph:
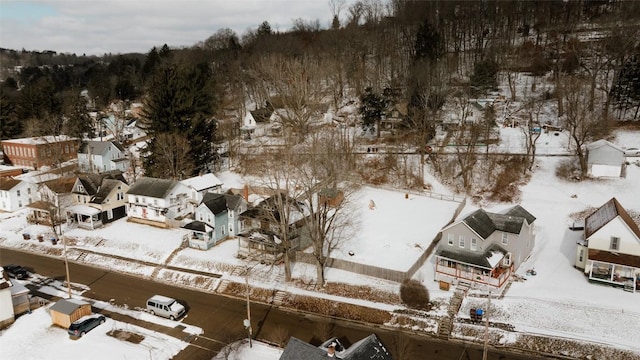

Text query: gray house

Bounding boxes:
[586,139,625,178]
[182,193,247,249]
[78,140,130,174]
[435,205,536,291]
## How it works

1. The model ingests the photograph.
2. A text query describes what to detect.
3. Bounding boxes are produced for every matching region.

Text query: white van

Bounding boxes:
[146,295,186,320]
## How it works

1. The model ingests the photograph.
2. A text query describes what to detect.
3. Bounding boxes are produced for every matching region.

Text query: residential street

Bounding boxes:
[1,247,551,360]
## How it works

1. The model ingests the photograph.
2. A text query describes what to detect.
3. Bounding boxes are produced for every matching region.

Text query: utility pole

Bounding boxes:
[62,233,71,298]
[244,267,253,348]
[482,291,491,360]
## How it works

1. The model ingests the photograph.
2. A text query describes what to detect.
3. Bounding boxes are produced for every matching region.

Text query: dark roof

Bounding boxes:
[91,179,122,204]
[280,337,328,360]
[126,177,177,198]
[0,178,21,191]
[182,220,211,232]
[250,107,273,122]
[49,298,90,315]
[437,244,507,269]
[462,209,496,239]
[79,140,125,155]
[201,193,244,215]
[585,198,640,240]
[462,206,534,239]
[280,334,392,360]
[504,205,536,225]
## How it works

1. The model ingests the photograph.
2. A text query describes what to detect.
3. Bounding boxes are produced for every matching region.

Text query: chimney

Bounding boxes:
[243,184,249,202]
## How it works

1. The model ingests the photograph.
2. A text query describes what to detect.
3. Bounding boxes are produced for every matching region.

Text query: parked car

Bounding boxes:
[2,264,29,279]
[68,314,106,338]
[625,147,640,156]
[146,295,186,320]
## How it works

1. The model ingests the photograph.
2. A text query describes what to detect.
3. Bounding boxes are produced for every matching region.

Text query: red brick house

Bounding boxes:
[1,135,79,170]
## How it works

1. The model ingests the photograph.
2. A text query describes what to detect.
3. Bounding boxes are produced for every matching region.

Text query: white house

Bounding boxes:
[126,177,191,227]
[586,139,625,178]
[0,271,14,328]
[78,140,130,174]
[0,178,36,212]
[575,198,640,292]
[180,173,224,211]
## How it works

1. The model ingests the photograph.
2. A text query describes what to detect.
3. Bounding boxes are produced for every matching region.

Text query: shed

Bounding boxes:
[49,298,92,328]
[586,139,625,178]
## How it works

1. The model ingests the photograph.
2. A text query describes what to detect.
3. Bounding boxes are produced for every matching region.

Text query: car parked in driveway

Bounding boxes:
[2,264,29,279]
[625,147,640,156]
[68,314,106,338]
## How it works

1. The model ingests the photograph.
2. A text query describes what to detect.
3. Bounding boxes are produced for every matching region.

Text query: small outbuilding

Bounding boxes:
[586,139,625,178]
[49,298,92,328]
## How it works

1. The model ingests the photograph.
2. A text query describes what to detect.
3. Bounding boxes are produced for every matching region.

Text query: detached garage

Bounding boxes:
[49,298,92,328]
[586,140,625,178]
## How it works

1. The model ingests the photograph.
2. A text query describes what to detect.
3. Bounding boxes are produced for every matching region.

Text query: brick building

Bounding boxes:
[1,135,79,170]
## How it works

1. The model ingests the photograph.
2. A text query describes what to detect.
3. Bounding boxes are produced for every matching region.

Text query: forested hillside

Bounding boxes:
[1,0,640,191]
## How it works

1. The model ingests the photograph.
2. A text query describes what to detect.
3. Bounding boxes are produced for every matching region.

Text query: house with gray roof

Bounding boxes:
[67,171,129,229]
[126,177,191,228]
[575,198,640,292]
[435,205,536,291]
[182,192,246,249]
[77,140,130,174]
[279,334,392,360]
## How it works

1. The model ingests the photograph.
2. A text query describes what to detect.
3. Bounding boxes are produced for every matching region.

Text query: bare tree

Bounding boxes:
[521,86,546,172]
[249,54,327,142]
[562,76,601,176]
[151,132,194,180]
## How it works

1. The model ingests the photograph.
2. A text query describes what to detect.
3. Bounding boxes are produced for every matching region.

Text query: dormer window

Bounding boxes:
[502,233,508,245]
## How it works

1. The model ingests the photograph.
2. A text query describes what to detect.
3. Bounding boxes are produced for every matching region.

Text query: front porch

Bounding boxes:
[588,260,640,293]
[182,221,215,250]
[435,256,512,291]
[67,205,103,230]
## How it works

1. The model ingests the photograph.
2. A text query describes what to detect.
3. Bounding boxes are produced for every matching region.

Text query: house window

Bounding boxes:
[18,200,22,207]
[471,238,477,251]
[77,195,81,202]
[17,190,20,196]
[447,234,454,246]
[207,215,211,223]
[578,248,584,262]
[27,188,31,195]
[222,225,226,235]
[199,214,203,221]
[502,233,508,245]
[154,199,158,206]
[610,237,620,251]
[135,197,140,203]
[458,235,465,248]
[229,211,233,218]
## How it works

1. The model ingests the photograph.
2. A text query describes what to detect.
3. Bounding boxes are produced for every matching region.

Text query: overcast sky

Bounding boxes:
[0,0,357,56]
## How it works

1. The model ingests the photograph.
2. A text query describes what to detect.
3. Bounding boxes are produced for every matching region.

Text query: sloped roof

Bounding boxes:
[437,244,507,269]
[43,176,77,194]
[462,206,534,239]
[201,193,243,214]
[79,140,125,155]
[337,334,392,360]
[280,335,392,360]
[91,179,124,204]
[49,298,90,315]
[182,220,213,232]
[280,337,328,360]
[0,178,21,191]
[126,177,177,198]
[586,139,624,153]
[585,198,640,239]
[181,173,223,191]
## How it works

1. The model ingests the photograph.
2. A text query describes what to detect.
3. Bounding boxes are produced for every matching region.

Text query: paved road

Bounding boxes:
[1,248,552,360]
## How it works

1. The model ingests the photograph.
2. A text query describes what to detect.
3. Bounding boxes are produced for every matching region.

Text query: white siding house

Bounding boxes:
[126,177,191,227]
[0,178,36,212]
[576,198,640,292]
[181,173,224,211]
[78,140,130,173]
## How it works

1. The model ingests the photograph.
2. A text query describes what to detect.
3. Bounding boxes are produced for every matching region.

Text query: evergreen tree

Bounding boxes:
[359,87,387,136]
[142,61,217,177]
[63,91,95,141]
[414,19,442,62]
[0,91,22,139]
